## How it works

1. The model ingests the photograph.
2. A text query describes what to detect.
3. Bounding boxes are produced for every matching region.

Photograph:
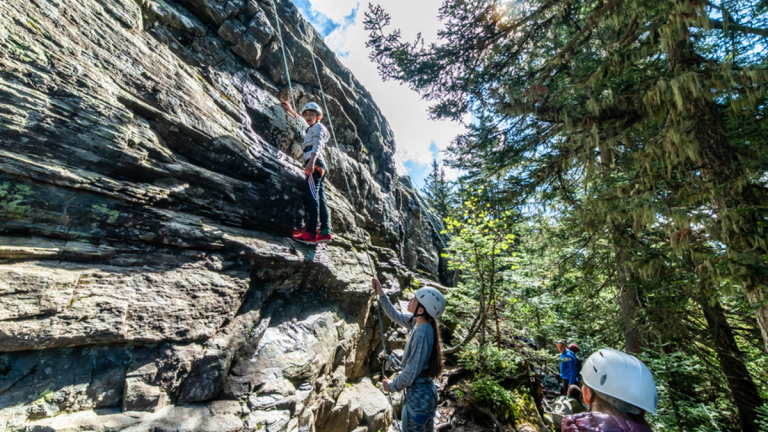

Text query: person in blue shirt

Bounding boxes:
[557,340,578,395]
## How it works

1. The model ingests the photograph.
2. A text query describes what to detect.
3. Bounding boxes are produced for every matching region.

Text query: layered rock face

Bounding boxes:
[0,0,445,430]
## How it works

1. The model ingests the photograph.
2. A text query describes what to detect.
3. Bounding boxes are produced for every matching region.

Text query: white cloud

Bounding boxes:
[298,0,466,184]
[306,0,359,23]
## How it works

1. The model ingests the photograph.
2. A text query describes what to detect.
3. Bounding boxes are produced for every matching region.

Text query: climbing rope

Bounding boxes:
[309,42,404,432]
[267,6,422,427]
[268,0,372,277]
[308,47,364,235]
[268,0,302,135]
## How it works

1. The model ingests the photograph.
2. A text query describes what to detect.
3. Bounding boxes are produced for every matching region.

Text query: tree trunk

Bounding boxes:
[480,284,486,346]
[494,289,502,349]
[444,300,487,354]
[700,297,764,432]
[600,133,643,354]
[659,339,684,432]
[745,289,768,353]
[617,248,642,354]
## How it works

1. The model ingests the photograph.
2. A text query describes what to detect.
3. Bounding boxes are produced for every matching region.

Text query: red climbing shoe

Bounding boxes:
[292,232,317,245]
[316,233,332,243]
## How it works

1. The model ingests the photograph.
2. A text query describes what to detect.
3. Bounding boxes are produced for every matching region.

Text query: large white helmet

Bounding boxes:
[581,348,658,414]
[301,102,322,116]
[415,287,446,319]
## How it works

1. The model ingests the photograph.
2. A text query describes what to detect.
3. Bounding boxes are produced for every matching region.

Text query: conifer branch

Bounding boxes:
[703,1,768,37]
[704,18,768,37]
[540,0,626,78]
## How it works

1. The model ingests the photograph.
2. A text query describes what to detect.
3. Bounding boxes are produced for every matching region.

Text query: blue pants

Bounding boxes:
[402,377,437,432]
[303,159,329,235]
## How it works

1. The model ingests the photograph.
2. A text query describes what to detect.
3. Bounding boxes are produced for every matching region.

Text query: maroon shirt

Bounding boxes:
[562,412,653,432]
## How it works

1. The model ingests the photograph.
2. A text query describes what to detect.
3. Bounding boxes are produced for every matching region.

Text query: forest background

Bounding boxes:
[362,0,768,430]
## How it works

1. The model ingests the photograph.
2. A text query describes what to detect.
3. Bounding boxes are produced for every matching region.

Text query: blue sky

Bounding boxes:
[292,0,358,56]
[292,0,466,190]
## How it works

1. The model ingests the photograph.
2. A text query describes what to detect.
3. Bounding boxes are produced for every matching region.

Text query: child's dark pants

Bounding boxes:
[304,159,329,236]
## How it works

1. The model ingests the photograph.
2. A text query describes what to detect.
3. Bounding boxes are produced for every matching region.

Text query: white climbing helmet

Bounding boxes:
[301,102,322,116]
[581,348,658,414]
[415,287,446,319]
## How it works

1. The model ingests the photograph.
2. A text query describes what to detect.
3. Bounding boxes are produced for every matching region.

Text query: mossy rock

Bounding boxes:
[514,390,546,432]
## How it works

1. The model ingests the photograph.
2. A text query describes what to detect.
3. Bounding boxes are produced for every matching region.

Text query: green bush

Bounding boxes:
[459,345,525,380]
[471,376,521,423]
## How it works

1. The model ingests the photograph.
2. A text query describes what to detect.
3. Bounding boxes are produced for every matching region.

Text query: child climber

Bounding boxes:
[281,100,332,244]
[372,278,445,432]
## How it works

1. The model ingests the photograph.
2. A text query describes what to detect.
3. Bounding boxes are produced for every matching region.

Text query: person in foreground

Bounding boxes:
[281,100,332,245]
[562,348,658,432]
[372,278,445,432]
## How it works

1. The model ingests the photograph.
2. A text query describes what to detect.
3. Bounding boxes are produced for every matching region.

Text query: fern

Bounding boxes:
[756,405,768,432]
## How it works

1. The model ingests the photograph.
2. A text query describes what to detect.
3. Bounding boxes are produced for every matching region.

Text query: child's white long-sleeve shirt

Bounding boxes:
[298,117,329,165]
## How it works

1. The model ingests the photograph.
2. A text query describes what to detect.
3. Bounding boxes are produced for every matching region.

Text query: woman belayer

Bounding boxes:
[372,278,445,432]
[563,348,658,432]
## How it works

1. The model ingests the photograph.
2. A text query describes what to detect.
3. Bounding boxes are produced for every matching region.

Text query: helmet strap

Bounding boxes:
[411,302,429,320]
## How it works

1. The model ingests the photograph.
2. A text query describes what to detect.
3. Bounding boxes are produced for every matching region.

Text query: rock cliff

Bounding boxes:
[0,0,446,430]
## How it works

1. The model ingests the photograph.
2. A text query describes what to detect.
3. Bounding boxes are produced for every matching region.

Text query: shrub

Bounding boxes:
[471,376,521,423]
[459,345,525,380]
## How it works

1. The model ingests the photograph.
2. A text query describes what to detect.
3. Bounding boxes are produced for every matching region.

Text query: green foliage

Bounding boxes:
[441,185,519,349]
[442,188,516,277]
[34,388,53,405]
[757,405,768,432]
[366,0,768,430]
[422,159,453,220]
[458,345,525,379]
[471,376,521,423]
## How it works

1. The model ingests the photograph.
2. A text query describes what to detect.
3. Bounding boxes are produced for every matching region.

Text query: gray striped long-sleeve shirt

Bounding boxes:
[379,294,434,392]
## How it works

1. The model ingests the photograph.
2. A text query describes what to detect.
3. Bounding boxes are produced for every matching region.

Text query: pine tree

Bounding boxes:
[422,159,453,220]
[365,1,768,428]
[365,0,768,351]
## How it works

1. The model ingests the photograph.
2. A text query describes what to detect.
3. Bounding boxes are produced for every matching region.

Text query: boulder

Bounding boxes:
[219,18,248,45]
[247,409,291,431]
[0,262,250,352]
[248,8,276,44]
[323,382,392,432]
